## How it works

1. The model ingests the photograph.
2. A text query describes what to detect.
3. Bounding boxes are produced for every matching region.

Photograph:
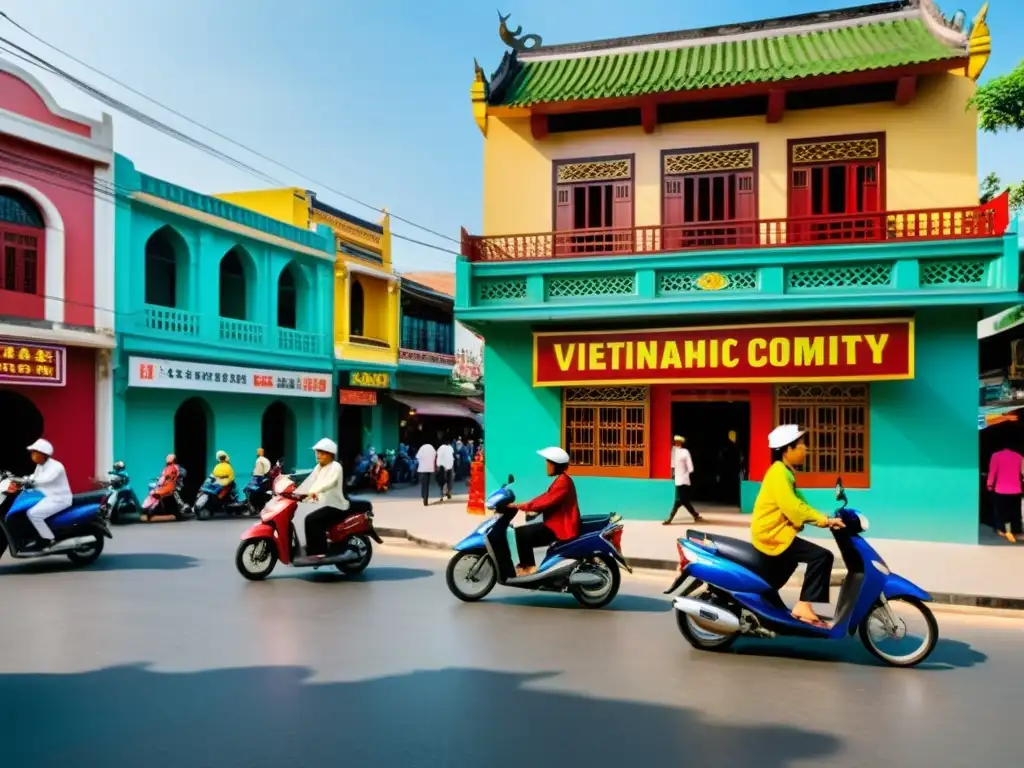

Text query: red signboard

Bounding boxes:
[0,339,66,386]
[339,388,378,406]
[533,319,914,386]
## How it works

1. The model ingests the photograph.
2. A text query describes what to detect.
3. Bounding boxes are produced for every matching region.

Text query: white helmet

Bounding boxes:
[312,438,338,455]
[537,446,570,465]
[216,450,229,461]
[768,424,806,449]
[26,438,54,456]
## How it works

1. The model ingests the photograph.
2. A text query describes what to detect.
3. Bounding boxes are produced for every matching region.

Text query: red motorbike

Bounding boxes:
[235,474,382,581]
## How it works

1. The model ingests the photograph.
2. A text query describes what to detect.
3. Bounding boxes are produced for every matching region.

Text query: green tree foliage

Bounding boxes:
[979,172,1024,213]
[970,59,1024,133]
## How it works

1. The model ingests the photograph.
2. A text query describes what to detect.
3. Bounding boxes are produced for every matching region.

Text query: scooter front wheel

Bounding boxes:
[236,538,278,581]
[446,551,497,602]
[858,596,938,667]
[67,536,104,567]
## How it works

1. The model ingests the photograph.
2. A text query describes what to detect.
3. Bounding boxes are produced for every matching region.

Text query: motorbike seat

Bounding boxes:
[687,530,777,579]
[578,515,610,535]
[72,490,108,506]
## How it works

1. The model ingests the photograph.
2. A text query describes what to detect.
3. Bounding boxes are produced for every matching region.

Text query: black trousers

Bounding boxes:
[666,484,700,522]
[304,500,371,556]
[514,522,556,568]
[992,492,1023,535]
[765,537,834,604]
[437,468,453,498]
[419,472,432,505]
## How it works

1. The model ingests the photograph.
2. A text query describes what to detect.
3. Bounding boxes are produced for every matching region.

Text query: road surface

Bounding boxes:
[0,520,1018,767]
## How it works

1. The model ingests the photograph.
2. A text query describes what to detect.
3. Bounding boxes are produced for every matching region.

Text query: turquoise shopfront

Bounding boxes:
[112,156,337,496]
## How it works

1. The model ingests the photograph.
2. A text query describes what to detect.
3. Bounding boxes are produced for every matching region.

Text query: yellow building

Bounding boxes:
[217,187,400,464]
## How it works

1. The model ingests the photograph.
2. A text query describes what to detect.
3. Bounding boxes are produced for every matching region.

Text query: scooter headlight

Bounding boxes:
[858,514,870,531]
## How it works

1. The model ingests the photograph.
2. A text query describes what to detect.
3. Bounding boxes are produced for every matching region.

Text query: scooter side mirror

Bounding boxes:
[507,474,514,484]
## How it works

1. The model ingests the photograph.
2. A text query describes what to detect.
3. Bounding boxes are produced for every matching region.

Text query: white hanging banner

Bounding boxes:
[128,356,332,398]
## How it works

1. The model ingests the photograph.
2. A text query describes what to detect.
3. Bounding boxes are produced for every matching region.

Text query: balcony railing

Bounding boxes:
[278,328,323,355]
[400,348,456,366]
[144,305,200,337]
[219,317,265,347]
[466,202,1009,263]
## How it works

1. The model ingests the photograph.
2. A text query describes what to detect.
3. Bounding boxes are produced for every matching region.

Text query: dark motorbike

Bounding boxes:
[244,460,283,517]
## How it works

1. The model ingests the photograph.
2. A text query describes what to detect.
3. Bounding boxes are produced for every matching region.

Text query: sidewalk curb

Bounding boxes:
[376,528,1024,614]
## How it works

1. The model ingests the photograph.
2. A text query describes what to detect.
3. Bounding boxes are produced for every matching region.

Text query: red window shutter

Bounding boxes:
[663,178,684,251]
[788,169,811,244]
[860,163,880,212]
[850,162,881,241]
[554,186,574,257]
[734,172,756,246]
[612,182,634,253]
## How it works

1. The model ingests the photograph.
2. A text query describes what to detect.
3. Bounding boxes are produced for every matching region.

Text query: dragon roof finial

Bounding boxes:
[498,10,542,52]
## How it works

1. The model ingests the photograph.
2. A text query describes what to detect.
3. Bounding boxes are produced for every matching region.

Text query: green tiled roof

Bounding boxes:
[494,19,963,107]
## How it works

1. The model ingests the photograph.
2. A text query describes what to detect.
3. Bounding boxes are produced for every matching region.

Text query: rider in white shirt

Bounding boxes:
[253,447,272,477]
[24,438,72,550]
[297,438,370,557]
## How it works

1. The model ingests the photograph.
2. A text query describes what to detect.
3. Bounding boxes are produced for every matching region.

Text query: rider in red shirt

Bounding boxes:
[509,447,580,576]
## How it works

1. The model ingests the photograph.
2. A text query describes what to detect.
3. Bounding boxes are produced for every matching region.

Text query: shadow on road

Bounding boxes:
[729,635,987,670]
[0,552,199,574]
[491,593,671,613]
[0,664,842,766]
[294,566,434,584]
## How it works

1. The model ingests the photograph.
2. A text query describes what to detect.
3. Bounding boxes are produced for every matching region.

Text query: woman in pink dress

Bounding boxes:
[987,440,1024,542]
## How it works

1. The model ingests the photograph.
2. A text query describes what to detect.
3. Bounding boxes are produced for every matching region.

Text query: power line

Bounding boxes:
[0,147,464,260]
[0,13,462,245]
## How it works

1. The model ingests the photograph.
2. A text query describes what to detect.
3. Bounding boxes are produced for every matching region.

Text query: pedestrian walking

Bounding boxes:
[415,441,437,506]
[663,435,703,525]
[987,439,1024,542]
[436,440,455,500]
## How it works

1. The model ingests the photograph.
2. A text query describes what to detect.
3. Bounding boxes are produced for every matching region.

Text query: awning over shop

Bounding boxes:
[390,394,478,420]
[466,397,484,413]
[979,404,1024,430]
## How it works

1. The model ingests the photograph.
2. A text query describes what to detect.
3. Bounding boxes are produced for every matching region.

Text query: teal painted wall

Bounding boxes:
[113,384,333,484]
[362,399,401,454]
[483,308,980,545]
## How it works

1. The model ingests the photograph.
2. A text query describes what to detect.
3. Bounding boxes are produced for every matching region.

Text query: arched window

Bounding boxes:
[0,188,44,296]
[144,226,185,308]
[350,279,365,337]
[219,248,248,320]
[278,265,297,329]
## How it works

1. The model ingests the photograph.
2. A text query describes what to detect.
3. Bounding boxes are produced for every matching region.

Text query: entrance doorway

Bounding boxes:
[671,400,750,506]
[337,405,365,471]
[0,389,44,476]
[174,397,210,501]
[261,400,296,469]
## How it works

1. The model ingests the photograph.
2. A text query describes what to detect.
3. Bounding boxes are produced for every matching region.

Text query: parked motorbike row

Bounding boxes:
[442,474,939,668]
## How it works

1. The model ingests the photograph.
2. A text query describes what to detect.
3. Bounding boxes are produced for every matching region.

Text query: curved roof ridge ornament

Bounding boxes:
[498,10,542,52]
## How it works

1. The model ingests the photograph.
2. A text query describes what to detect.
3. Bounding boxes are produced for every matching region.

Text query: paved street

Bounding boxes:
[0,519,1020,767]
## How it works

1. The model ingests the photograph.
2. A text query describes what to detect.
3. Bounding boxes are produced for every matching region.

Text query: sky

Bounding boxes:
[1,0,1021,276]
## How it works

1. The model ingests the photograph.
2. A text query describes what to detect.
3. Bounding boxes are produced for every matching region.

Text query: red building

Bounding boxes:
[0,60,114,490]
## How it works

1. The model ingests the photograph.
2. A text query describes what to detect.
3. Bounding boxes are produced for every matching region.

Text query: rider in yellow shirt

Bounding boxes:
[751,425,844,627]
[212,451,235,498]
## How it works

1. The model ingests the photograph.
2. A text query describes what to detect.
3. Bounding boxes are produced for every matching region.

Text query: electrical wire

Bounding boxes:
[0,13,462,245]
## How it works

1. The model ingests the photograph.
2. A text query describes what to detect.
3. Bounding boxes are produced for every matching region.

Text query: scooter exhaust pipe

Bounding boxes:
[569,570,606,587]
[672,597,741,635]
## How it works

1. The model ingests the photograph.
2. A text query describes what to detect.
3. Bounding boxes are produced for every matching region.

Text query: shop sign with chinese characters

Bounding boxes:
[128,357,332,397]
[339,389,378,406]
[0,339,66,386]
[349,371,391,389]
[533,318,914,386]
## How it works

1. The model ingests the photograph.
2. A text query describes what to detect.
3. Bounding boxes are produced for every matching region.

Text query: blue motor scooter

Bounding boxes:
[193,474,247,519]
[445,474,631,609]
[0,472,112,566]
[99,461,141,525]
[665,477,938,667]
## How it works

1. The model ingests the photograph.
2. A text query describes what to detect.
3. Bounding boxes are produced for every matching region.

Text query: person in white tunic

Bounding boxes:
[24,438,72,550]
[297,438,371,557]
[253,447,272,477]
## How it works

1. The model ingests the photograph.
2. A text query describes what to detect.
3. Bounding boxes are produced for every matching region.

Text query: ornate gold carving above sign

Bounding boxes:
[792,138,880,164]
[498,11,542,52]
[695,272,730,291]
[315,209,383,248]
[556,158,632,184]
[664,148,754,175]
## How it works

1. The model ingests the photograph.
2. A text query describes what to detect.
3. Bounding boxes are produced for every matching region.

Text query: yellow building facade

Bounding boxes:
[216,187,400,369]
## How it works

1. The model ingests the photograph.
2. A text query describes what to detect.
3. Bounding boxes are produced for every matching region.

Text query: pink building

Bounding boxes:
[0,60,114,491]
